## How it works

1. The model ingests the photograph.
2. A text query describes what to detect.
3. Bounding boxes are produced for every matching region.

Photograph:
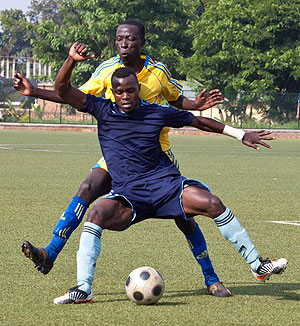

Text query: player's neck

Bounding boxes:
[124,57,145,74]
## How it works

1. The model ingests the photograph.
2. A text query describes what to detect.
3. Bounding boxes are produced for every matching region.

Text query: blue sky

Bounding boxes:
[0,0,31,13]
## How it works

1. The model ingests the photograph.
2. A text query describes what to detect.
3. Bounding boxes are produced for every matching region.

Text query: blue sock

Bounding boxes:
[214,207,260,272]
[186,224,219,287]
[45,196,89,262]
[77,222,102,294]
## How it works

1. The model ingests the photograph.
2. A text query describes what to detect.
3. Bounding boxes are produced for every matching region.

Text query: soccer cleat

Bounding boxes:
[53,286,93,304]
[207,281,231,297]
[252,257,288,282]
[21,240,53,275]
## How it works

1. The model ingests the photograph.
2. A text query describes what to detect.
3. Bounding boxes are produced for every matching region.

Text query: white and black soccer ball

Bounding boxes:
[125,266,165,305]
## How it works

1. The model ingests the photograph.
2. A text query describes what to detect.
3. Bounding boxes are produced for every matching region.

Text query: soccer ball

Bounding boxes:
[125,266,165,305]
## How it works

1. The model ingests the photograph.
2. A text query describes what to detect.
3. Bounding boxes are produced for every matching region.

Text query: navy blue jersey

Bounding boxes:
[81,94,194,191]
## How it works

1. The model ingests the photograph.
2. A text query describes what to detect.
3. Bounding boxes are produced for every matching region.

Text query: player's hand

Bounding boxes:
[242,130,275,150]
[194,88,224,111]
[68,42,95,62]
[296,114,300,122]
[13,73,34,96]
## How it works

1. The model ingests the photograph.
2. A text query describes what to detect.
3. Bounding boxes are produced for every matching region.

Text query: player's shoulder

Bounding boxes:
[86,93,112,106]
[146,56,171,76]
[140,99,173,112]
[90,55,120,79]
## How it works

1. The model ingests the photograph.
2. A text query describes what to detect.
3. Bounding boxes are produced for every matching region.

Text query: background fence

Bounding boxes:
[1,77,299,129]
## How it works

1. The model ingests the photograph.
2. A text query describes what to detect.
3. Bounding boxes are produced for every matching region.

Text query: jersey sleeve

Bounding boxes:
[80,94,108,123]
[161,106,194,128]
[158,62,183,102]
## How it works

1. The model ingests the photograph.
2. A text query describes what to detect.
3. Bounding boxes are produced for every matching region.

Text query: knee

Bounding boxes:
[77,179,93,203]
[209,195,226,218]
[86,206,105,228]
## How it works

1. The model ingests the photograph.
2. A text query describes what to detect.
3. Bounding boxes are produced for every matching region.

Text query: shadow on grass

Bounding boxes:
[223,282,300,301]
[93,283,300,303]
[92,293,187,305]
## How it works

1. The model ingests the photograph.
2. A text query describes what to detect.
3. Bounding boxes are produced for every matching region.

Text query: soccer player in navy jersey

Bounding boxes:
[16,20,230,297]
[49,42,287,304]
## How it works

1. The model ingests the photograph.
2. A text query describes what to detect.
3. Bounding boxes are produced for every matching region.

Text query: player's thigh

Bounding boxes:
[87,197,133,231]
[182,186,225,218]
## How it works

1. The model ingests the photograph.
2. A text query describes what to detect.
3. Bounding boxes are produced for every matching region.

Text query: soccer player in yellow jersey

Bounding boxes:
[15,20,231,297]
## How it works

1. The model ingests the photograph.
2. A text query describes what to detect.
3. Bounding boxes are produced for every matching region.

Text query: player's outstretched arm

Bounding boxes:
[168,89,224,112]
[54,42,95,110]
[191,116,275,150]
[296,103,300,121]
[14,73,65,103]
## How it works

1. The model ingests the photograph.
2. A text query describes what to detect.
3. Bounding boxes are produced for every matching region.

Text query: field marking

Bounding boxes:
[0,145,100,154]
[267,220,300,226]
[0,143,97,147]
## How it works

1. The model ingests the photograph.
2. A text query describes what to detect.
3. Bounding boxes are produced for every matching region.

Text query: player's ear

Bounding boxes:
[141,38,146,48]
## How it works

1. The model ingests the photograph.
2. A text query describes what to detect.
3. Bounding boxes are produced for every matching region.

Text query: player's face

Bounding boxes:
[115,24,145,65]
[112,75,140,113]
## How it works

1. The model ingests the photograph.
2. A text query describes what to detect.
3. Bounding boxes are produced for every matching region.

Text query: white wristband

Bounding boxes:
[223,125,245,141]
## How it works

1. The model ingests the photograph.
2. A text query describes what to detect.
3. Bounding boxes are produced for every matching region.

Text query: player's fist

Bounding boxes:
[69,42,95,62]
[13,73,33,96]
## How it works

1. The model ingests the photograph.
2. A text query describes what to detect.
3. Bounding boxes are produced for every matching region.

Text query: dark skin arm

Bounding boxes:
[54,42,95,110]
[191,116,275,150]
[14,76,224,111]
[296,102,300,122]
[13,73,66,103]
[169,90,224,112]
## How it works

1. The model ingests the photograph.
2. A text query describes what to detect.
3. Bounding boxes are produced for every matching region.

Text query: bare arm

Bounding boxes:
[168,89,224,111]
[191,116,275,150]
[14,73,66,103]
[54,42,95,110]
[296,102,300,122]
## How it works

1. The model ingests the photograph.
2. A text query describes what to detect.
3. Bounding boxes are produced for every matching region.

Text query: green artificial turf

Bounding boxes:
[0,130,299,326]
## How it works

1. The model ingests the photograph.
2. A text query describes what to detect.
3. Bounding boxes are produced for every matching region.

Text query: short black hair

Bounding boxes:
[119,19,145,40]
[111,67,138,89]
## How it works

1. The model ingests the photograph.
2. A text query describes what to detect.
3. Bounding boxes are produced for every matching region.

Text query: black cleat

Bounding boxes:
[207,281,231,297]
[22,240,53,275]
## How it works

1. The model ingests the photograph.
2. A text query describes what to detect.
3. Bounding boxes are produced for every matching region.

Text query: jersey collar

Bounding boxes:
[119,52,149,69]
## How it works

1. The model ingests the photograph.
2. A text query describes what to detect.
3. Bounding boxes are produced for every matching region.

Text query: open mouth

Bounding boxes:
[121,52,130,58]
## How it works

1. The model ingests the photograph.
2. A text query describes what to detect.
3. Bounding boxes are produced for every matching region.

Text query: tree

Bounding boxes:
[0,9,32,56]
[27,0,64,24]
[187,0,300,122]
[27,0,202,86]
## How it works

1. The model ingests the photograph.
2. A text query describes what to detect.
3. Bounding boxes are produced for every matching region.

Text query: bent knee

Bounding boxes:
[209,195,226,217]
[77,179,92,199]
[86,200,133,231]
[86,207,104,226]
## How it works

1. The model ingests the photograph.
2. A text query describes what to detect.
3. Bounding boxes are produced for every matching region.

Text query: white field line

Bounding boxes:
[0,144,100,154]
[267,221,300,226]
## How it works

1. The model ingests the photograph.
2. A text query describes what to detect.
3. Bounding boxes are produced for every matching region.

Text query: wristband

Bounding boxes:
[223,125,245,141]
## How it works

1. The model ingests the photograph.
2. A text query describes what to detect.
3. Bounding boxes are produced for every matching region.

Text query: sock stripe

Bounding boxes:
[82,225,102,239]
[215,210,234,227]
[75,204,86,218]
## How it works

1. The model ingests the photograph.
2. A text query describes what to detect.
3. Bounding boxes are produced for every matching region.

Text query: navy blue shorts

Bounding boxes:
[103,175,211,230]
